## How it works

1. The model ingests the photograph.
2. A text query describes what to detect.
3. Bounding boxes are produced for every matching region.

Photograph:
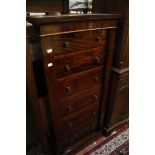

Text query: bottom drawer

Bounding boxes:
[59,120,97,153]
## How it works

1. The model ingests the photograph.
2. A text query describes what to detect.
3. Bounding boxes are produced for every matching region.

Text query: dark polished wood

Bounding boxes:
[93,0,129,134]
[60,86,101,118]
[59,120,98,152]
[56,66,103,99]
[103,69,129,133]
[40,30,107,56]
[26,0,69,13]
[26,39,50,155]
[27,14,120,154]
[108,86,129,126]
[99,29,117,128]
[27,14,120,25]
[50,47,105,78]
[61,103,99,136]
[93,1,129,69]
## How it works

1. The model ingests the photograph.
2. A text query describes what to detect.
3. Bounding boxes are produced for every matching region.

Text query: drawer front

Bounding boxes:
[60,86,101,118]
[61,103,99,135]
[56,66,103,99]
[54,47,105,78]
[59,120,97,152]
[41,30,107,56]
[40,20,117,35]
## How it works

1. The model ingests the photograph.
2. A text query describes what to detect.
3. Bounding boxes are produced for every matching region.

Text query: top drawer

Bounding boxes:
[41,30,107,56]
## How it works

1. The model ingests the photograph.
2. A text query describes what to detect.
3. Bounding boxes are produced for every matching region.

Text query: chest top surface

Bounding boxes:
[27,13,120,25]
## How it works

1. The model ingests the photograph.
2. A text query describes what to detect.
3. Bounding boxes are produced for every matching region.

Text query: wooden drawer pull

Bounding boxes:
[68,106,72,112]
[93,95,98,100]
[65,65,71,71]
[64,41,70,48]
[96,36,101,41]
[95,57,100,63]
[66,86,71,92]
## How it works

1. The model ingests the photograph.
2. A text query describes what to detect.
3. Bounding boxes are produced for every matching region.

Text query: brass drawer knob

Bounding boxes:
[65,65,71,71]
[95,57,100,63]
[68,106,72,112]
[94,76,99,82]
[93,95,98,100]
[64,41,70,48]
[66,86,71,92]
[68,123,73,128]
[96,36,101,41]
[92,112,96,116]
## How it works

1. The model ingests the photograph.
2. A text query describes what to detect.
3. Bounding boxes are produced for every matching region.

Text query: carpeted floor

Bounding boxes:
[27,127,129,155]
[75,127,129,155]
[89,128,129,155]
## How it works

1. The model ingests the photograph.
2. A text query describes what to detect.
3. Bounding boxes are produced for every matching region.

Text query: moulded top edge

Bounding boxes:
[26,13,121,25]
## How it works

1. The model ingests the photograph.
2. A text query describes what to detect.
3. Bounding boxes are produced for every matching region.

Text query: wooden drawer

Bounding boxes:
[41,30,107,56]
[59,120,97,152]
[56,66,103,99]
[60,86,101,118]
[53,47,105,78]
[61,103,99,135]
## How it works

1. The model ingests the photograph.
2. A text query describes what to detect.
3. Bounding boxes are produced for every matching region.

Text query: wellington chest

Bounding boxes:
[27,14,120,154]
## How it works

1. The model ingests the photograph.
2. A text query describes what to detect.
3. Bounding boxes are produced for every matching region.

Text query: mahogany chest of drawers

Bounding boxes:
[27,14,120,154]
